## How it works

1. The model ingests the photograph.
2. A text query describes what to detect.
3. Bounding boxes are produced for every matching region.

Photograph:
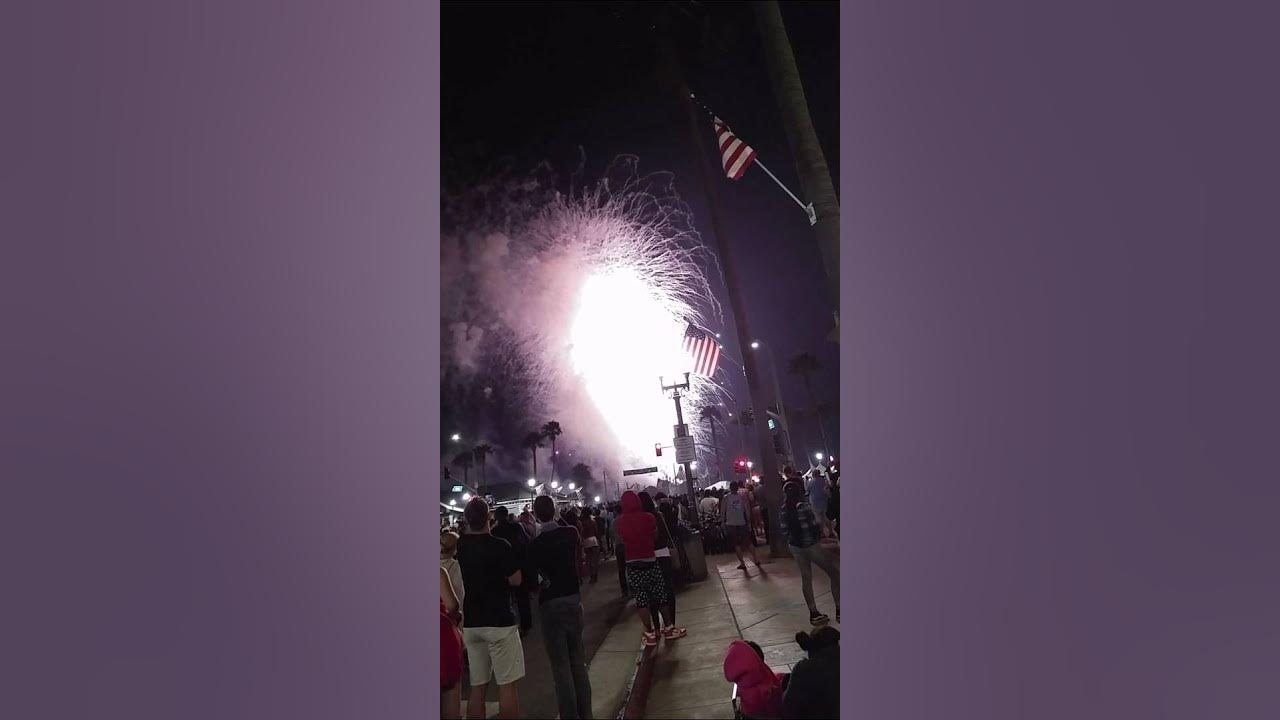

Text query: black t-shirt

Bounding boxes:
[527,525,581,603]
[456,533,521,628]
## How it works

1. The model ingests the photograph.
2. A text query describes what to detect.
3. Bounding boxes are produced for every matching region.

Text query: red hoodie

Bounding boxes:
[615,491,656,560]
[724,640,784,719]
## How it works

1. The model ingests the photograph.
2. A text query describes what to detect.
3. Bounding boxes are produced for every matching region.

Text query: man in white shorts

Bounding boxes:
[456,498,525,719]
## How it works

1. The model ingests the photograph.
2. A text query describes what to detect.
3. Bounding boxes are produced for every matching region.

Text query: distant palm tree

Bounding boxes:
[570,463,593,493]
[521,431,544,481]
[472,444,493,491]
[451,451,474,488]
[541,421,563,482]
[789,352,829,453]
[699,406,725,482]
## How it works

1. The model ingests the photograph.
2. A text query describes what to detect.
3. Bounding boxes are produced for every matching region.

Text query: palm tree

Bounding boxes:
[450,451,474,488]
[541,421,563,483]
[570,463,593,495]
[789,352,829,454]
[521,431,544,481]
[472,444,493,491]
[699,405,725,483]
[754,0,840,335]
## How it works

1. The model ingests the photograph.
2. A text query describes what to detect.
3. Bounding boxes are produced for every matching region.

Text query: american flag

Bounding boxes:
[683,324,721,377]
[713,116,757,181]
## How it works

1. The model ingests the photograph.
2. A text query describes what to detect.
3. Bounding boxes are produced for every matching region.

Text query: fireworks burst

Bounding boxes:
[442,156,729,485]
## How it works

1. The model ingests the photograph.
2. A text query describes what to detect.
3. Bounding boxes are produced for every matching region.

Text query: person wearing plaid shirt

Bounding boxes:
[781,480,841,625]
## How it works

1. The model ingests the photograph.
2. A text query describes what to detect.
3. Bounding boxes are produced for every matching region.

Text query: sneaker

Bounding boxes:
[642,630,659,647]
[809,610,830,626]
[736,563,748,570]
[662,625,687,640]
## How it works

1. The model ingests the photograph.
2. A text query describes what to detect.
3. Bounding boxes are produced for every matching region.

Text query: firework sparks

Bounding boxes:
[442,156,728,479]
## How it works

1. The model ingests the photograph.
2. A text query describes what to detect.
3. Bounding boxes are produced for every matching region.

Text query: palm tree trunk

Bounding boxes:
[531,449,538,483]
[549,438,557,482]
[754,0,840,337]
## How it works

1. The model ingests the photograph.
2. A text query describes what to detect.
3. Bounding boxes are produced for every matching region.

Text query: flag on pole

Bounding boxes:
[683,324,721,377]
[713,116,757,181]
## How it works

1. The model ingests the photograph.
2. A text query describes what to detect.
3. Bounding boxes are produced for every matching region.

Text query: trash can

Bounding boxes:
[682,531,708,581]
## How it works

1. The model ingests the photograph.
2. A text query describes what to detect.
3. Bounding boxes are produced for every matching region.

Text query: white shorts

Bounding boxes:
[462,625,525,686]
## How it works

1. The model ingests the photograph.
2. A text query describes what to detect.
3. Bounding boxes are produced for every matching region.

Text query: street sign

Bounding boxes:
[674,435,696,464]
[623,467,659,477]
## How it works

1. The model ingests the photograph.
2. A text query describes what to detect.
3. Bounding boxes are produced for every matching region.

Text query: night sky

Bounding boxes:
[443,1,841,489]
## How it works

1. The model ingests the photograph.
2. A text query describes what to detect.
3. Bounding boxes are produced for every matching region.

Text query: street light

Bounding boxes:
[747,461,754,469]
[815,452,824,461]
[594,495,601,502]
[750,340,760,349]
[526,478,536,487]
[451,433,461,442]
[551,481,559,489]
[568,482,576,490]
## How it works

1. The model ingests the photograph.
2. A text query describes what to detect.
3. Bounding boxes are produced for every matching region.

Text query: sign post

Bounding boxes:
[660,372,698,523]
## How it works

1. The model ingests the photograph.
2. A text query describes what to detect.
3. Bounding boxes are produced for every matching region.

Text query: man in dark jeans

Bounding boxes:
[527,496,592,719]
[491,506,533,636]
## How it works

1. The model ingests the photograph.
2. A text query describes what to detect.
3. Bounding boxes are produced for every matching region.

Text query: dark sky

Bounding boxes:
[443,1,841,472]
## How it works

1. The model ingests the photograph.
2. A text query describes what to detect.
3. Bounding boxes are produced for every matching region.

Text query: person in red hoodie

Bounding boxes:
[724,639,785,720]
[615,490,686,646]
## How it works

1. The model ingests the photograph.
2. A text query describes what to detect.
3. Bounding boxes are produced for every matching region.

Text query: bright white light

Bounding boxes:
[690,461,698,469]
[551,481,560,489]
[451,433,461,441]
[746,461,754,468]
[570,269,694,461]
[750,341,760,349]
[594,495,601,502]
[461,492,472,501]
[568,482,576,490]
[815,452,824,460]
[527,478,536,487]
[715,333,721,338]
[449,499,457,506]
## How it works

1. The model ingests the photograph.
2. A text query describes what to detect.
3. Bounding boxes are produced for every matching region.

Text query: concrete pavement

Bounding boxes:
[620,540,842,719]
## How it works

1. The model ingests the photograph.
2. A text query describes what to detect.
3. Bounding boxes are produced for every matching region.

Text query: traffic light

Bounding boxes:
[733,457,749,474]
[655,443,663,457]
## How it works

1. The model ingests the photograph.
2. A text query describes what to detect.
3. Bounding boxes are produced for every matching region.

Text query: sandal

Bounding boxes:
[662,625,687,640]
[642,630,659,647]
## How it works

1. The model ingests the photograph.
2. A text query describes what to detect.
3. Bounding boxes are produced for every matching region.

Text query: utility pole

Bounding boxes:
[659,33,788,556]
[753,0,841,341]
[661,373,697,523]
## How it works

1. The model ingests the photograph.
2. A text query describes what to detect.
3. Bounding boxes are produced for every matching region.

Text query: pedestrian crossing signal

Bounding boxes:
[655,443,663,457]
[733,458,748,474]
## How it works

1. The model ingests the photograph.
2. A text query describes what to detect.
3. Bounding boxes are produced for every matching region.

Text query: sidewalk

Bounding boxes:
[614,540,842,719]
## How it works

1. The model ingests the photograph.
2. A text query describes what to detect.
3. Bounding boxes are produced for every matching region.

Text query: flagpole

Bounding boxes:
[690,92,816,226]
[753,158,816,226]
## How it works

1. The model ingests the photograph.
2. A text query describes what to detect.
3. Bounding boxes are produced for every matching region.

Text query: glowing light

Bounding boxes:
[449,499,457,506]
[690,461,698,469]
[461,492,472,501]
[750,341,760,349]
[570,268,698,461]
[451,433,461,441]
[815,452,824,460]
[594,495,601,502]
[568,482,576,490]
[746,461,754,469]
[551,481,559,489]
[527,478,536,487]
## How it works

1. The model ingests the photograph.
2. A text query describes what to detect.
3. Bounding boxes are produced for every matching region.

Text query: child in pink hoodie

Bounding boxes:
[724,639,785,719]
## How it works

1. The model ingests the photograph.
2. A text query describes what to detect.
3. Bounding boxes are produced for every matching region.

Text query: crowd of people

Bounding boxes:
[438,461,841,719]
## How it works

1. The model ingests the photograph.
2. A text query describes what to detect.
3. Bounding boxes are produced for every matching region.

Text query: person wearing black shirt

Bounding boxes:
[526,496,593,719]
[456,498,524,719]
[491,506,534,636]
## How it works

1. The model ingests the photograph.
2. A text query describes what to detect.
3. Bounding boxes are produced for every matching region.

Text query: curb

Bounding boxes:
[617,644,656,719]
